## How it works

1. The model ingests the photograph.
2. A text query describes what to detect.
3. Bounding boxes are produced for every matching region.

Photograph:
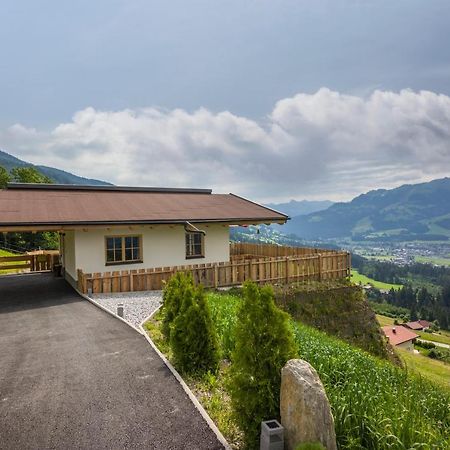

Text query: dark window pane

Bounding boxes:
[132,248,140,260]
[106,238,114,251]
[114,249,122,261]
[125,248,132,261]
[125,236,132,248]
[114,237,122,248]
[106,250,115,262]
[132,236,139,247]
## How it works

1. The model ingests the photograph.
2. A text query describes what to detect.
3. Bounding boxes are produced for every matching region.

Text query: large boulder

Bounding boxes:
[280,359,337,450]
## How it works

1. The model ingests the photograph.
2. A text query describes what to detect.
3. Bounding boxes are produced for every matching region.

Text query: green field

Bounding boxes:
[351,269,403,290]
[415,255,450,267]
[0,249,20,274]
[397,347,450,389]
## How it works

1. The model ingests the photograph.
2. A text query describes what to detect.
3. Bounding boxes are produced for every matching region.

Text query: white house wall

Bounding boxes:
[71,223,230,278]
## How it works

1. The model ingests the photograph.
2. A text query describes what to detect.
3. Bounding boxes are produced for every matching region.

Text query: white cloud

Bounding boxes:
[1,88,450,202]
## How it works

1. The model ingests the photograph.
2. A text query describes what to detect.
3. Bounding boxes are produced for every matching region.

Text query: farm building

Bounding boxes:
[382,325,419,352]
[404,320,432,331]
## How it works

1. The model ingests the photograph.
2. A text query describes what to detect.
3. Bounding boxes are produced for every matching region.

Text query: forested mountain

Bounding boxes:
[0,149,111,186]
[284,178,450,241]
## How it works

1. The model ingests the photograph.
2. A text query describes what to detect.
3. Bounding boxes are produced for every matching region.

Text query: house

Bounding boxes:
[382,325,419,352]
[404,320,431,331]
[0,183,288,287]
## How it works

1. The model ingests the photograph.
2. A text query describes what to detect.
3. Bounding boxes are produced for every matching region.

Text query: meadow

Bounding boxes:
[350,269,402,290]
[0,249,19,274]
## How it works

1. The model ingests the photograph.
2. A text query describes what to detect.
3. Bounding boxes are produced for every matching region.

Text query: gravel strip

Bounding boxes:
[91,291,162,327]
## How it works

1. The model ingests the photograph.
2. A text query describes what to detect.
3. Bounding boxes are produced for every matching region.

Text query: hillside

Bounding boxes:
[266,199,333,217]
[284,178,450,241]
[0,149,111,186]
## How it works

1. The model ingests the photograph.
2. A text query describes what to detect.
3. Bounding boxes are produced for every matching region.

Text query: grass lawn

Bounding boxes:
[0,249,21,274]
[416,330,450,346]
[376,314,395,327]
[415,255,450,267]
[397,347,450,389]
[351,269,402,290]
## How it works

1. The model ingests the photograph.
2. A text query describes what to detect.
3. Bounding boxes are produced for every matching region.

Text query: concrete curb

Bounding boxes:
[75,289,144,335]
[140,307,232,450]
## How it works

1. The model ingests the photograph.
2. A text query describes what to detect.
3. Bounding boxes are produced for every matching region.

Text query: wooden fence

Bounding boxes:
[77,244,351,294]
[0,252,59,273]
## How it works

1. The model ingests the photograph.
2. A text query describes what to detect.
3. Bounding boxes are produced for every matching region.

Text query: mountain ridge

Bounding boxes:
[283,177,450,241]
[0,149,112,186]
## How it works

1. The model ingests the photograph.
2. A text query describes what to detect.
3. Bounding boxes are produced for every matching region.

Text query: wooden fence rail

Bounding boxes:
[0,253,58,272]
[77,246,351,294]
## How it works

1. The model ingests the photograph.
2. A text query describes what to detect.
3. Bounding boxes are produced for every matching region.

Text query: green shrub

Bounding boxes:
[162,272,194,339]
[229,282,297,449]
[170,285,220,374]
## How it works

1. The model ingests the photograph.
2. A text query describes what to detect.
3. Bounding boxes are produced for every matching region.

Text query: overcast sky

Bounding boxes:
[1,0,450,202]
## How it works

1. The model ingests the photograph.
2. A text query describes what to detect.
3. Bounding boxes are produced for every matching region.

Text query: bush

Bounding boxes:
[229,282,297,449]
[170,284,220,375]
[162,272,194,339]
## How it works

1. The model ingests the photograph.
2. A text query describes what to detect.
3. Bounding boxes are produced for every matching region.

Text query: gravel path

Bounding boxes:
[91,290,162,327]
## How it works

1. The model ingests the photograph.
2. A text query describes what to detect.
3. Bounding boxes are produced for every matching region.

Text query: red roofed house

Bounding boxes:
[404,320,431,331]
[382,325,419,352]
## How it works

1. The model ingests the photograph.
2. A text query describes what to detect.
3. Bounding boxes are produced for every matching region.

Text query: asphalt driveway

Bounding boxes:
[0,273,224,450]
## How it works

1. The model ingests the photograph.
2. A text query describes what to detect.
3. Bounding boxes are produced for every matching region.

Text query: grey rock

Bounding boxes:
[280,359,337,450]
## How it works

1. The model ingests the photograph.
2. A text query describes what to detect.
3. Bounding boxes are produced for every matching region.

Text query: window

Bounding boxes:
[185,232,204,259]
[105,235,142,265]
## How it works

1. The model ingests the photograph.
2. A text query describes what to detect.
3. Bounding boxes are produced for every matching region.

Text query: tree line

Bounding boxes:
[0,164,58,251]
[354,255,450,329]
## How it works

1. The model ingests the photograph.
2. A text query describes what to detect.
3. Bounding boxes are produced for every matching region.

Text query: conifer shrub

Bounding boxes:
[229,282,297,449]
[162,272,194,340]
[170,284,220,374]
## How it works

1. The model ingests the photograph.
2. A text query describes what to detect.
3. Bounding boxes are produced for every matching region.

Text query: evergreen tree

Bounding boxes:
[170,284,219,374]
[162,272,194,340]
[229,282,297,449]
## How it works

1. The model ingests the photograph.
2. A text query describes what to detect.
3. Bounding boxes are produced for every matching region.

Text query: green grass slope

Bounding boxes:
[207,292,450,449]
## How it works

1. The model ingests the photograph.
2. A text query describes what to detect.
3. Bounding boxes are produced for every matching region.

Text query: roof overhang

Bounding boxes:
[0,218,287,233]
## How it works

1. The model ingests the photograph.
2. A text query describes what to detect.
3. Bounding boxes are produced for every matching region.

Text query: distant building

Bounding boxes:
[382,325,418,352]
[404,320,431,331]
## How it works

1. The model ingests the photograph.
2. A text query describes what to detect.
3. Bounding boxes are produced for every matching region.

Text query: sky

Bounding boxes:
[1,0,450,202]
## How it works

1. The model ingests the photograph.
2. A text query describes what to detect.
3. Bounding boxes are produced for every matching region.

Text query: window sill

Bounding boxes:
[105,260,143,266]
[186,255,205,260]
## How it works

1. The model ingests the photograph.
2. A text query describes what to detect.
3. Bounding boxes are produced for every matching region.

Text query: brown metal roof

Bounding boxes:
[0,184,288,230]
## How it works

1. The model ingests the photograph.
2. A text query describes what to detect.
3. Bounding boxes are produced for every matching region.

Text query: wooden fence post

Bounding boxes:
[318,254,322,281]
[214,264,219,288]
[285,256,290,284]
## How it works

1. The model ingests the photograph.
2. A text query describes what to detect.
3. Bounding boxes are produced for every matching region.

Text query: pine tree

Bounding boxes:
[170,284,219,374]
[229,282,297,449]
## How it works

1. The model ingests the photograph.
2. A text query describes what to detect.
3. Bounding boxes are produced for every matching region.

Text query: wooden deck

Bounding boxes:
[77,243,351,294]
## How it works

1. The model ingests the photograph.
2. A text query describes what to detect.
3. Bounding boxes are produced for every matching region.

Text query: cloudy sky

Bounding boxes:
[1,0,450,202]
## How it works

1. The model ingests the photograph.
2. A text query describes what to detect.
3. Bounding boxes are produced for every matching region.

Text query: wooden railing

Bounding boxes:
[0,252,59,273]
[77,244,351,294]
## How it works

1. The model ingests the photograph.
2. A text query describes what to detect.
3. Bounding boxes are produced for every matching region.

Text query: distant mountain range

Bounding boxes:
[283,178,450,242]
[266,199,333,217]
[0,149,111,186]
